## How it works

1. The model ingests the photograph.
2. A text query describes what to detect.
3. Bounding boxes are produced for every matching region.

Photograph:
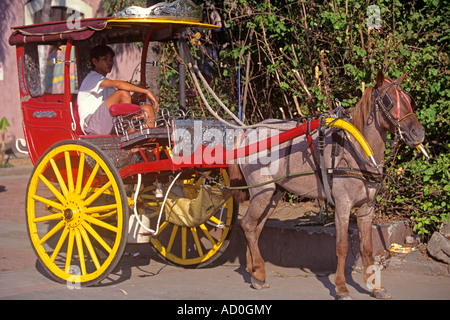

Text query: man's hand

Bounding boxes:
[145,90,159,112]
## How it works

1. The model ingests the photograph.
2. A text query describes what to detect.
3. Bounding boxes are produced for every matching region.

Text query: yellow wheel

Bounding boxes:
[141,169,236,267]
[26,140,128,286]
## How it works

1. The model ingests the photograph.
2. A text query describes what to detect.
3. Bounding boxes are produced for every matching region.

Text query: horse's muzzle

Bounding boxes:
[403,122,425,148]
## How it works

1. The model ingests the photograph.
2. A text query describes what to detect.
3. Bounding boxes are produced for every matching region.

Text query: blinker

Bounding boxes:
[380,92,393,111]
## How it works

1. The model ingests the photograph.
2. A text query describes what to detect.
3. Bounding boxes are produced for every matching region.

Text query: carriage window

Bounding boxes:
[23,44,78,97]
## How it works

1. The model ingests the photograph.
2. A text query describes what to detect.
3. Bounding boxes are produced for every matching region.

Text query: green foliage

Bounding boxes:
[1,116,10,165]
[0,117,10,132]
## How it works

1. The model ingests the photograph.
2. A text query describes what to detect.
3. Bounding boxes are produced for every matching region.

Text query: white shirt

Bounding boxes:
[78,71,116,134]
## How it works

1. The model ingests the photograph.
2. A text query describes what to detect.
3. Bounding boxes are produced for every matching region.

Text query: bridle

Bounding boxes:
[372,79,415,140]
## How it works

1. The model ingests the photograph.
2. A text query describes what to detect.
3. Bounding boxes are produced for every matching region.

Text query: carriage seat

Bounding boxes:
[109,103,141,117]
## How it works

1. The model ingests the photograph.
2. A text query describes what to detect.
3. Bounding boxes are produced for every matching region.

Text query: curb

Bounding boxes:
[384,249,450,276]
[223,219,415,274]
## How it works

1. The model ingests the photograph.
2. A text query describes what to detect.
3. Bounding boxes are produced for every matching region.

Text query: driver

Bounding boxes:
[78,45,159,135]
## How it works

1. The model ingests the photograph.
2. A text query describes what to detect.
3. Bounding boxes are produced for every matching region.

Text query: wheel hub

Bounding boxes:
[64,200,83,228]
[64,209,73,220]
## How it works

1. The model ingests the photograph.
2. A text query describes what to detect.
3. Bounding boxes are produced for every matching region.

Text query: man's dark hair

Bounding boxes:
[90,45,115,69]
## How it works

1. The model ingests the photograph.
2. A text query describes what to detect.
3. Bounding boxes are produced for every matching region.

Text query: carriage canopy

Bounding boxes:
[9,17,219,46]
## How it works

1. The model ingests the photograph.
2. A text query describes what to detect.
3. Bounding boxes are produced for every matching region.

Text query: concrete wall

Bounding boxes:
[224,219,413,273]
[0,0,141,160]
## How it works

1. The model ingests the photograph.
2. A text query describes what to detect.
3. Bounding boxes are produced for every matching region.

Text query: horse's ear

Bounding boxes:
[395,72,408,85]
[375,69,385,87]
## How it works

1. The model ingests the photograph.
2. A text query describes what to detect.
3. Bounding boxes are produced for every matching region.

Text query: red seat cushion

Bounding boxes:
[109,103,141,117]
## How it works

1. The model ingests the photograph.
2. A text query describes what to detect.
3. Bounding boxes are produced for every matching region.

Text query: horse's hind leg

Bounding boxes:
[241,186,282,289]
[357,205,392,299]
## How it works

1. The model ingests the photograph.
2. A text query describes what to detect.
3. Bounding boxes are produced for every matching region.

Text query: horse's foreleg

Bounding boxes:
[357,205,392,299]
[334,205,351,300]
[357,206,375,284]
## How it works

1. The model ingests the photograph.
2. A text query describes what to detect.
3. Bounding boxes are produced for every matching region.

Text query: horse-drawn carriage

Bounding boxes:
[10,1,427,299]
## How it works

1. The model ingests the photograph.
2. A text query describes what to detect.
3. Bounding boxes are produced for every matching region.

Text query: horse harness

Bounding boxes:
[307,116,384,207]
[309,79,415,207]
[373,79,415,140]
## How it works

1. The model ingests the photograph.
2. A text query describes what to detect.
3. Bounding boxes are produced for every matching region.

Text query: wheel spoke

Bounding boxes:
[50,158,69,197]
[75,153,85,195]
[74,229,86,276]
[33,213,63,223]
[157,221,169,234]
[38,174,65,204]
[79,225,101,270]
[65,151,74,193]
[84,215,118,233]
[209,215,224,226]
[181,227,187,260]
[50,226,70,263]
[199,223,216,246]
[31,194,65,211]
[84,181,113,207]
[84,203,117,215]
[191,227,204,257]
[82,221,112,254]
[65,229,75,273]
[80,163,99,199]
[90,210,117,220]
[149,210,161,219]
[141,194,157,201]
[38,220,65,245]
[167,225,179,253]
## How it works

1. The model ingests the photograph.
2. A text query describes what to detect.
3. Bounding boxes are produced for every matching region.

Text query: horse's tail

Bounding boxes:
[229,163,248,203]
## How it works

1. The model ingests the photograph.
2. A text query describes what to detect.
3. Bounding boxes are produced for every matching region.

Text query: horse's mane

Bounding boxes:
[351,87,373,133]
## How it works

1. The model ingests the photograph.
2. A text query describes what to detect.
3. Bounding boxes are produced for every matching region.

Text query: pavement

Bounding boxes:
[1,160,449,301]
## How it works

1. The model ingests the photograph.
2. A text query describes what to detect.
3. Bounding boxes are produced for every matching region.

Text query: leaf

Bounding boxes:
[0,117,10,132]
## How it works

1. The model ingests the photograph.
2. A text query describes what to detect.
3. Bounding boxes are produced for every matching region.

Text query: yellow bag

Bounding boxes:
[165,185,231,228]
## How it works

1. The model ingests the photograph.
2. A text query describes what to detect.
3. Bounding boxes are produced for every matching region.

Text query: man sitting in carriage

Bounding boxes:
[78,45,159,135]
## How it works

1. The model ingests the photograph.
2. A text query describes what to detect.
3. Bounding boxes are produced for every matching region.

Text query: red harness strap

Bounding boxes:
[384,79,413,119]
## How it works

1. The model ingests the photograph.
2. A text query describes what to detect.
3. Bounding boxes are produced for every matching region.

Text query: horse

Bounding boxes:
[229,70,425,299]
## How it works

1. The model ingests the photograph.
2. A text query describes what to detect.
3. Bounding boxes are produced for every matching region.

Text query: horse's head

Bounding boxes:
[373,70,425,148]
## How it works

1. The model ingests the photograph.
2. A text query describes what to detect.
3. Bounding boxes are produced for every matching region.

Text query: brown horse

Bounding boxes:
[230,70,425,299]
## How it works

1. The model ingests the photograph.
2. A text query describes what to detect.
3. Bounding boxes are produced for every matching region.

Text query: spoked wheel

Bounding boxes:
[140,169,236,267]
[26,140,128,286]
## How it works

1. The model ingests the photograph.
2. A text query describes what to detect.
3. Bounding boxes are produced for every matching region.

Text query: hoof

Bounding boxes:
[372,289,392,299]
[251,276,270,290]
[336,293,352,300]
